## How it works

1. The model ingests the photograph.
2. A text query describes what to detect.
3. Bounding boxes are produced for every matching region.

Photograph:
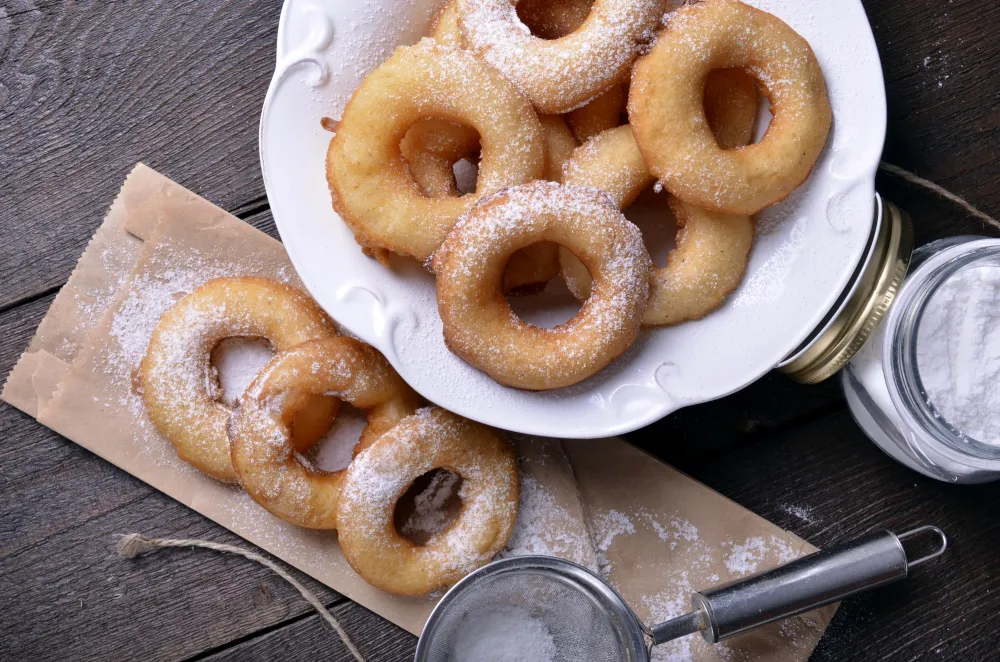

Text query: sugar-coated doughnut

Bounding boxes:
[434,0,594,46]
[402,113,576,295]
[400,114,575,200]
[140,278,339,483]
[565,83,627,144]
[326,39,546,261]
[629,0,832,215]
[433,181,651,390]
[562,123,754,326]
[336,407,519,595]
[229,338,420,529]
[502,114,578,294]
[458,0,663,113]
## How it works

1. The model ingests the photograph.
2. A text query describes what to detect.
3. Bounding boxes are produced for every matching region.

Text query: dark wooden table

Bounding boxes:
[2,0,999,659]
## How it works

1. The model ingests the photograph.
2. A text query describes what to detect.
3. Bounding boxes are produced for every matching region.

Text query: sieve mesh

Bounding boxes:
[416,557,647,662]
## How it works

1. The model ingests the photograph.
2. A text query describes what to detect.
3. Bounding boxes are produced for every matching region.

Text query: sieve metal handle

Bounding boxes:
[650,526,947,645]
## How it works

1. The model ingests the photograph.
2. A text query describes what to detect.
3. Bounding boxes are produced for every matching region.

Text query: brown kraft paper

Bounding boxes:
[3,164,835,655]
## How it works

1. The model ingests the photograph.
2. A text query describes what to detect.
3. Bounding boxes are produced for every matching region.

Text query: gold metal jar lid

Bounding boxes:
[778,195,915,384]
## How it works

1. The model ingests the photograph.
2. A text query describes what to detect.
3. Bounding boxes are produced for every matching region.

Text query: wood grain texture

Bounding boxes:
[0,290,348,661]
[0,402,349,662]
[863,0,1000,242]
[201,603,416,662]
[0,0,282,309]
[1,0,1000,658]
[672,410,1000,662]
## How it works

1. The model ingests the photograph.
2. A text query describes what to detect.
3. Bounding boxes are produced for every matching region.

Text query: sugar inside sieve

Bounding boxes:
[415,527,947,662]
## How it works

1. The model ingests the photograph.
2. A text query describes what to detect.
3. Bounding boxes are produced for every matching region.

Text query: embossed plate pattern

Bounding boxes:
[260,0,885,437]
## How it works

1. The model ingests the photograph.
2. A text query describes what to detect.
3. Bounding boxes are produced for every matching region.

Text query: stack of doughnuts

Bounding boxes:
[325,0,832,391]
[141,277,519,595]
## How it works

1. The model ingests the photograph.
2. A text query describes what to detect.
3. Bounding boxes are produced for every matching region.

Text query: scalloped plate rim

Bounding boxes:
[259,0,886,438]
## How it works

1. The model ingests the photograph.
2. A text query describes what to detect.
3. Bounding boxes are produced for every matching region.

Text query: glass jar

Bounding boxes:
[779,196,1000,483]
[842,236,1000,483]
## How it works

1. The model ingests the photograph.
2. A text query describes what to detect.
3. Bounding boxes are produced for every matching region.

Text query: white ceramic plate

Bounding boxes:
[260,0,886,438]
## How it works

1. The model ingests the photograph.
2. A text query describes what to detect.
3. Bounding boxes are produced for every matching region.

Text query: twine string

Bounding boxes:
[879,161,1000,233]
[116,533,366,662]
[112,165,992,662]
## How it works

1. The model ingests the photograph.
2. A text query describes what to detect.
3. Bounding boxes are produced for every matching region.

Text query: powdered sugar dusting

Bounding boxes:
[308,405,368,472]
[458,0,662,112]
[436,181,651,388]
[725,535,801,576]
[449,604,556,662]
[591,508,636,575]
[338,408,518,583]
[500,472,597,571]
[212,337,274,406]
[778,503,816,524]
[400,469,463,541]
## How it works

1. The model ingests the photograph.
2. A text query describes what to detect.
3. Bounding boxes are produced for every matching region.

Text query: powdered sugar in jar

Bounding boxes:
[843,236,1000,483]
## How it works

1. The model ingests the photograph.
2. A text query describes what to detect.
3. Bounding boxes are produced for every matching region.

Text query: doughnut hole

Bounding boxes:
[751,96,774,144]
[702,68,763,150]
[506,250,583,329]
[211,337,273,407]
[298,404,368,472]
[394,469,464,546]
[516,0,594,40]
[211,336,339,454]
[399,118,482,199]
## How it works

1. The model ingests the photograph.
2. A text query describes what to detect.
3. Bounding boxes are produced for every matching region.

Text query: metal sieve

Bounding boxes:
[415,526,947,662]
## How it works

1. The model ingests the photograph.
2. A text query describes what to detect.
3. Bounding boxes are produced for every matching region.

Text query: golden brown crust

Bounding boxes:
[228,337,420,529]
[629,0,831,215]
[326,39,546,260]
[565,82,627,144]
[561,62,758,326]
[336,407,519,595]
[433,181,651,390]
[140,278,339,482]
[402,114,575,295]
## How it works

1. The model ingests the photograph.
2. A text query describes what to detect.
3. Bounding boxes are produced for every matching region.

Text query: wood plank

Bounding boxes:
[863,0,1000,239]
[0,0,283,308]
[673,409,1000,661]
[0,287,348,660]
[200,602,416,662]
[0,404,347,662]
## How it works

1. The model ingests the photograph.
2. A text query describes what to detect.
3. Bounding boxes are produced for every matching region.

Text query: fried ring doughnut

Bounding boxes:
[502,115,578,294]
[400,114,574,199]
[629,0,832,215]
[458,0,663,113]
[402,114,575,295]
[326,39,546,261]
[562,129,754,326]
[229,338,420,529]
[140,278,339,482]
[433,181,651,390]
[561,69,756,325]
[565,82,627,144]
[434,0,593,45]
[336,407,518,595]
